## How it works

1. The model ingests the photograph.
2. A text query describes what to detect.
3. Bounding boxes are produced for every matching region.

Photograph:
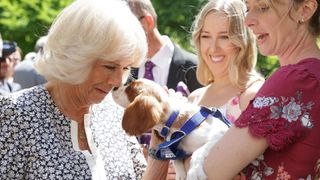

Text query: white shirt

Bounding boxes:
[138,36,174,86]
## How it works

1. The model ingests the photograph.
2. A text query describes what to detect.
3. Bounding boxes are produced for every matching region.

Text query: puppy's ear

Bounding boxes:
[122,94,163,135]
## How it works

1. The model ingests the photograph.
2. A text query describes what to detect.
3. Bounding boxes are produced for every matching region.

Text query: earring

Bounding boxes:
[299,18,305,24]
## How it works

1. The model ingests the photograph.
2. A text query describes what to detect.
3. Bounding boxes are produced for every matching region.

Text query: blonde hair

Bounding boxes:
[191,0,263,90]
[35,0,147,84]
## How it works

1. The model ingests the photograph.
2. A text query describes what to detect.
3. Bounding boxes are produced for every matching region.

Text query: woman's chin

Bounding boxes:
[95,95,108,104]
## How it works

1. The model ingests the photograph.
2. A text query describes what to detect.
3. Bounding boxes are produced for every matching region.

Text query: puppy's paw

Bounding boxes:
[186,166,207,180]
[176,174,187,180]
[186,142,213,180]
[174,160,187,180]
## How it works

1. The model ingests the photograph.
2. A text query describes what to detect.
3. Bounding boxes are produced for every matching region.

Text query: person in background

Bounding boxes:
[14,36,47,89]
[127,0,202,96]
[0,0,148,179]
[11,45,22,67]
[5,42,22,82]
[0,41,22,95]
[127,1,202,178]
[143,0,320,179]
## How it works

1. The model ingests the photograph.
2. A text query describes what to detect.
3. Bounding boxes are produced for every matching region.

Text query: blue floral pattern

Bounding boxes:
[0,86,146,179]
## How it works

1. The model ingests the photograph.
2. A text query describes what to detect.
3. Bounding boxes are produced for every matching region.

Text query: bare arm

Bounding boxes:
[204,126,268,179]
[142,158,170,180]
[142,129,170,180]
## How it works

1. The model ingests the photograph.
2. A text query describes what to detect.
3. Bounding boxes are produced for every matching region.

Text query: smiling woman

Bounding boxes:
[188,0,264,122]
[0,0,148,179]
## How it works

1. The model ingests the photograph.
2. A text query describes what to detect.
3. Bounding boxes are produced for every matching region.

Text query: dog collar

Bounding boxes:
[159,110,180,138]
[155,106,224,160]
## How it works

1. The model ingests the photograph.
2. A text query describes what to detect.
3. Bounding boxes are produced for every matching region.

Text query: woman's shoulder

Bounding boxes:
[277,58,320,78]
[261,58,320,95]
[0,86,48,113]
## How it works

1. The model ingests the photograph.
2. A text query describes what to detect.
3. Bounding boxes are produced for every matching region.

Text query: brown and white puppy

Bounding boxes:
[112,79,229,180]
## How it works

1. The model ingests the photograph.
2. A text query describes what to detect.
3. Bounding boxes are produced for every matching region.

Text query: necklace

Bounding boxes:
[79,132,87,140]
[78,125,87,140]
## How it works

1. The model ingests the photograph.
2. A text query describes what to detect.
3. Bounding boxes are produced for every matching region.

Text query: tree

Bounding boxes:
[0,0,73,55]
[153,0,206,53]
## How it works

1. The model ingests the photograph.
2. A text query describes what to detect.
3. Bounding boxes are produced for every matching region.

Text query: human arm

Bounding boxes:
[202,61,319,178]
[142,130,170,180]
[166,161,176,180]
[203,125,268,179]
[142,157,170,180]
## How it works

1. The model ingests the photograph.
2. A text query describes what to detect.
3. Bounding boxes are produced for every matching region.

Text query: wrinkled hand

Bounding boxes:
[166,160,176,180]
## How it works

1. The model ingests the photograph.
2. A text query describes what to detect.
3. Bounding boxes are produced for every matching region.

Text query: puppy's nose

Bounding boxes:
[113,87,119,91]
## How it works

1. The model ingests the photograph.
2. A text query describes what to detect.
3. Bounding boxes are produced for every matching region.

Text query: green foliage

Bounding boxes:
[0,0,281,76]
[0,0,73,55]
[152,0,207,53]
[257,55,279,78]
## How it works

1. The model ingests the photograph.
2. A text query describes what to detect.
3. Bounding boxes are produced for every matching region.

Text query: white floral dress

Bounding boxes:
[0,86,146,179]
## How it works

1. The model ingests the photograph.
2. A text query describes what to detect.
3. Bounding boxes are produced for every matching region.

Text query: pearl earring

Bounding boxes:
[299,18,305,24]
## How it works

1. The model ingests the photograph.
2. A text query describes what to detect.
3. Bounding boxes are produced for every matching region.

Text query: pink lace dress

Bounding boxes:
[235,58,320,179]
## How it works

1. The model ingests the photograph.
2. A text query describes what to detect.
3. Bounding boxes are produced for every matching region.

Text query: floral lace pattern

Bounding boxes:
[252,91,314,128]
[246,154,313,179]
[239,91,316,179]
[0,86,146,179]
[247,155,274,179]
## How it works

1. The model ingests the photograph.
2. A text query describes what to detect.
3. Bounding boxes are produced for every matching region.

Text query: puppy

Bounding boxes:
[112,79,229,180]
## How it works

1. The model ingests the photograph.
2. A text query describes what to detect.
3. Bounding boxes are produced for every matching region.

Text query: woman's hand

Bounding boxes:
[166,161,176,180]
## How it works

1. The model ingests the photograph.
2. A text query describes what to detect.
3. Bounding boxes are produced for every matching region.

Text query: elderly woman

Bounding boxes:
[0,0,147,179]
